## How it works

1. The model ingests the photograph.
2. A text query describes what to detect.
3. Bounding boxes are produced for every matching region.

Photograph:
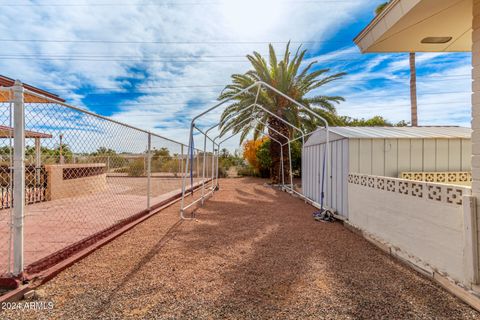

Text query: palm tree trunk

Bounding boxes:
[410,52,418,126]
[268,117,290,184]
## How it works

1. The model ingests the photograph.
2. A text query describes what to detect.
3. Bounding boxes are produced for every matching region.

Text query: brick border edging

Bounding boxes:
[343,221,480,313]
[0,181,211,303]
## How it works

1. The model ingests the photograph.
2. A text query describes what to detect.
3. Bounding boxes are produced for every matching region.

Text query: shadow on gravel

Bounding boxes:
[183,178,479,319]
[183,182,341,318]
[94,219,185,319]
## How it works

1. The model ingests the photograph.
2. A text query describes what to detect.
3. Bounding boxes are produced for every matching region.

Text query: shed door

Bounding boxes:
[302,139,348,218]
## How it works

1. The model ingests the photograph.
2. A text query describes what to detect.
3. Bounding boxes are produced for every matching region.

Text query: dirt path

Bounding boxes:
[2,178,479,319]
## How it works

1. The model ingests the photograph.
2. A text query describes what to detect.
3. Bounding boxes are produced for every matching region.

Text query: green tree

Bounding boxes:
[92,147,117,156]
[151,147,173,173]
[255,138,302,179]
[256,139,272,178]
[338,116,408,127]
[219,42,345,183]
[90,147,127,168]
[152,147,172,161]
[375,2,389,15]
[218,148,243,177]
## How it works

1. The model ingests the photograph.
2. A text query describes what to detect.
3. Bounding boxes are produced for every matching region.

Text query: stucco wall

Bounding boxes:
[45,163,107,200]
[348,173,472,284]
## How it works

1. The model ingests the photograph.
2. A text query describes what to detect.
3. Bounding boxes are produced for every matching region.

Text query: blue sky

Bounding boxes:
[0,0,472,150]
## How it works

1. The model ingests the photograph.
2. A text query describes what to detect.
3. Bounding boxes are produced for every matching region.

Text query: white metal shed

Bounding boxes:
[302,126,472,218]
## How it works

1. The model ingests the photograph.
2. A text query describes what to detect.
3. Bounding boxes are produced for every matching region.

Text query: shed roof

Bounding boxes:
[305,126,471,146]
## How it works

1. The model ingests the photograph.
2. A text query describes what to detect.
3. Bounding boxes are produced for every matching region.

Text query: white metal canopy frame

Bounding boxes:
[180,81,331,219]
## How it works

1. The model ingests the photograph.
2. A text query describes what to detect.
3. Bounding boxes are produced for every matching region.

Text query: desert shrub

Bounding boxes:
[237,165,258,177]
[126,159,145,176]
[162,158,180,177]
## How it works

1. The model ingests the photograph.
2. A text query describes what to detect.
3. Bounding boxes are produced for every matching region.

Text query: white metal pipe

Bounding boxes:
[7,101,12,274]
[253,118,290,189]
[254,118,289,141]
[195,126,220,145]
[180,81,331,215]
[182,189,215,211]
[256,81,329,128]
[214,118,287,189]
[196,101,304,193]
[147,133,152,210]
[210,106,303,193]
[215,148,220,188]
[198,102,304,146]
[211,141,216,190]
[181,81,261,205]
[34,137,41,187]
[208,113,262,187]
[199,103,258,139]
[288,141,293,191]
[12,80,25,276]
[201,132,207,204]
[251,103,304,138]
[255,81,330,207]
[325,129,329,209]
[204,125,220,191]
[280,145,285,188]
[213,114,296,193]
[180,124,195,219]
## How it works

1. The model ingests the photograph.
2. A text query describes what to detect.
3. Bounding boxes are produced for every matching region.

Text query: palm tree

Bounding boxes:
[376,2,418,126]
[410,52,418,126]
[218,42,345,183]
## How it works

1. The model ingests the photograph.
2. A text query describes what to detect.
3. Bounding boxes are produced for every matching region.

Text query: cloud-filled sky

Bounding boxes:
[0,0,472,152]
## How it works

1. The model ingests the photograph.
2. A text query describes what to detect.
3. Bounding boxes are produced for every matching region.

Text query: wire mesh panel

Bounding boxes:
[149,135,212,205]
[0,100,13,276]
[0,85,219,276]
[22,101,156,273]
[149,135,185,200]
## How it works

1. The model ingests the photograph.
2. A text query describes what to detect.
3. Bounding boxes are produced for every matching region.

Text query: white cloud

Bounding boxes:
[3,0,471,154]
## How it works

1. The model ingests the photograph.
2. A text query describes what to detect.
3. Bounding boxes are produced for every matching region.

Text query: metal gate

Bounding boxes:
[0,165,47,209]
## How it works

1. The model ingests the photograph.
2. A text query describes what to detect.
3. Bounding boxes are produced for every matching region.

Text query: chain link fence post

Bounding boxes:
[180,145,184,179]
[147,132,151,210]
[13,80,25,276]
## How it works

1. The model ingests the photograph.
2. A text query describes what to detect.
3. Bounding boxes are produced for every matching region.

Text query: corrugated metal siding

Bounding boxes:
[304,130,346,146]
[325,126,470,139]
[303,139,349,218]
[302,128,471,219]
[348,138,472,176]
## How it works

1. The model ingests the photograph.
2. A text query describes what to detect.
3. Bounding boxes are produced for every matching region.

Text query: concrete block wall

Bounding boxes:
[45,164,107,201]
[348,173,475,286]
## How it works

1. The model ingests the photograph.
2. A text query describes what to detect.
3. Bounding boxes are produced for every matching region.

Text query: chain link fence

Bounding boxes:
[0,83,215,277]
[0,99,13,278]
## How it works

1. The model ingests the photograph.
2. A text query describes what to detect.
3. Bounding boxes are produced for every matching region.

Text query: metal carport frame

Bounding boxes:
[180,81,331,219]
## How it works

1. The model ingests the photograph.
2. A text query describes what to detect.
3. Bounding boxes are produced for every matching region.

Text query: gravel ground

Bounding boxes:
[2,177,479,319]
